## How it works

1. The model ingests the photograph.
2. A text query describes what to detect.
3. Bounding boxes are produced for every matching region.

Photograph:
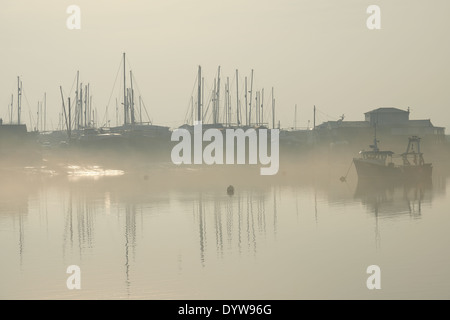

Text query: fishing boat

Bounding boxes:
[353,135,432,181]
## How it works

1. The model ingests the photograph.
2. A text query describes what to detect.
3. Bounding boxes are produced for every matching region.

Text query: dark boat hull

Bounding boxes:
[353,158,432,182]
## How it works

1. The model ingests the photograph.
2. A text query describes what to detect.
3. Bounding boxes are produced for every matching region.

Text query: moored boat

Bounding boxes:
[353,135,431,181]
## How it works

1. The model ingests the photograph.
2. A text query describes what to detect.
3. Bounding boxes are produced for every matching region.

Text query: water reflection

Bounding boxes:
[192,188,276,266]
[1,165,450,299]
[0,172,35,268]
[354,179,434,218]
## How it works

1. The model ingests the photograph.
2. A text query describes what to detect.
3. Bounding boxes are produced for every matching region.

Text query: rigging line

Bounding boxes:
[124,55,153,124]
[183,73,198,124]
[340,159,354,182]
[102,57,123,127]
[139,98,152,125]
[130,72,152,124]
[202,79,214,122]
[22,88,36,129]
[261,90,273,125]
[344,159,353,178]
[68,71,78,98]
[202,87,214,123]
[316,107,338,121]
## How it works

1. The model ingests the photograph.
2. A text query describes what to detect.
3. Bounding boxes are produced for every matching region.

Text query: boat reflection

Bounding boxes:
[354,178,433,218]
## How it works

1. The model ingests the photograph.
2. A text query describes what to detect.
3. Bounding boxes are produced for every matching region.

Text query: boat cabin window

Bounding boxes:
[361,151,392,162]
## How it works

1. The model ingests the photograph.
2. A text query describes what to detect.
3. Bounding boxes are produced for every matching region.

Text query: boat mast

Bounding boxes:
[272,87,275,129]
[79,83,83,129]
[123,52,127,125]
[249,70,253,126]
[261,88,264,126]
[139,95,143,124]
[88,85,91,127]
[75,71,79,129]
[17,76,22,125]
[201,77,204,121]
[236,70,239,126]
[255,91,259,126]
[216,66,221,125]
[313,105,316,129]
[60,86,69,136]
[68,97,72,139]
[36,101,39,131]
[190,96,194,125]
[84,85,87,128]
[245,77,248,126]
[226,77,230,126]
[10,94,13,124]
[115,98,118,126]
[197,65,202,122]
[44,93,46,131]
[130,70,135,124]
[89,96,93,127]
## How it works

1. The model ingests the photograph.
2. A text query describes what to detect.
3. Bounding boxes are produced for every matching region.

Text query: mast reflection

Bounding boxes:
[193,188,277,266]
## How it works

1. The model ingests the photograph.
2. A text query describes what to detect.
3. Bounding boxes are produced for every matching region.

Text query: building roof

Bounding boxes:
[364,107,409,114]
[316,120,370,130]
[403,119,433,127]
[391,119,444,129]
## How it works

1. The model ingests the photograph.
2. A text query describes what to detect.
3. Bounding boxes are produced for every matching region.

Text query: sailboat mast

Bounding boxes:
[68,97,72,139]
[36,101,39,131]
[84,85,87,127]
[216,66,221,124]
[255,91,259,126]
[123,52,127,125]
[226,77,230,126]
[213,79,217,123]
[87,84,90,127]
[115,98,118,126]
[139,96,143,124]
[130,70,135,124]
[190,96,194,125]
[79,83,83,129]
[236,70,239,126]
[313,105,316,129]
[75,71,79,129]
[272,87,275,129]
[197,66,202,122]
[261,88,264,126]
[44,93,46,131]
[201,77,204,121]
[60,86,69,136]
[249,70,253,126]
[10,94,13,124]
[245,77,248,126]
[17,76,21,125]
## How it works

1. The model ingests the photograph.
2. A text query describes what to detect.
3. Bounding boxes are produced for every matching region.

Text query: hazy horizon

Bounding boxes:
[1,0,449,131]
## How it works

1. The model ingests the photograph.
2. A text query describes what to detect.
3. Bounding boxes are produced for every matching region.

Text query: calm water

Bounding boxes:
[1,161,450,300]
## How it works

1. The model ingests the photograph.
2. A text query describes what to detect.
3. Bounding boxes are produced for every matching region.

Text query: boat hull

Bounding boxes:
[353,158,401,180]
[353,158,432,182]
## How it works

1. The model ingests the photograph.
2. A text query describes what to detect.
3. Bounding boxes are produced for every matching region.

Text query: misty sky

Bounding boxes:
[1,0,449,131]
